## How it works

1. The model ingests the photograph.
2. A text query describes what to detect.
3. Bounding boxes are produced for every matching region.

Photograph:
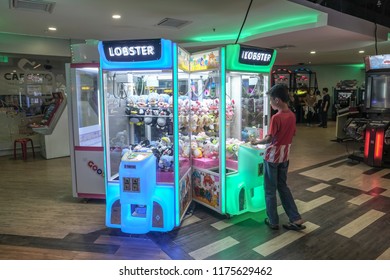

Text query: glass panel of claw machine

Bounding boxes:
[224,44,276,216]
[177,47,192,220]
[188,49,223,213]
[67,63,105,199]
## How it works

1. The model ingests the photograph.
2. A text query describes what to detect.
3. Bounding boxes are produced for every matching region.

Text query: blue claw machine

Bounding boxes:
[98,39,192,233]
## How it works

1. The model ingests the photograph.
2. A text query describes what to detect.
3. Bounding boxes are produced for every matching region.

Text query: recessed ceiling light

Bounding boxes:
[359,50,365,54]
[48,27,57,31]
[112,14,121,19]
[310,51,316,54]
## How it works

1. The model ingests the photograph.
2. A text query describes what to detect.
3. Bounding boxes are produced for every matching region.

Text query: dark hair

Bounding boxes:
[267,84,289,103]
[323,87,328,93]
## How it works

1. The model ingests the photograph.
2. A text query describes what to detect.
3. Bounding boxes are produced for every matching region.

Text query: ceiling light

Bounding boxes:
[112,14,121,19]
[310,51,316,54]
[48,27,57,31]
[359,50,365,54]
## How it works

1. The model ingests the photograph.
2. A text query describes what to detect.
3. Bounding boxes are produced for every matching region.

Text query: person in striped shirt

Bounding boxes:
[251,84,306,231]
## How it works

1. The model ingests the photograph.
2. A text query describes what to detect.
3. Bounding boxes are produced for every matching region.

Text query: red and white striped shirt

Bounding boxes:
[265,110,296,163]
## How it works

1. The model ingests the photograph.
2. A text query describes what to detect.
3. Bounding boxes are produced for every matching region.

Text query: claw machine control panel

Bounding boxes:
[98,38,191,234]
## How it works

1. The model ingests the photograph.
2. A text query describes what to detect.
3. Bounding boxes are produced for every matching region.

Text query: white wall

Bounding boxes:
[0,33,73,57]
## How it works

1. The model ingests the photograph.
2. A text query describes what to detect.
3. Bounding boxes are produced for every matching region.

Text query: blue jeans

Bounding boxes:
[263,160,301,225]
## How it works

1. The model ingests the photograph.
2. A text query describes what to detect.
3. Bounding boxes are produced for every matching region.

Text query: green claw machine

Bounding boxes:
[98,38,192,234]
[190,44,276,216]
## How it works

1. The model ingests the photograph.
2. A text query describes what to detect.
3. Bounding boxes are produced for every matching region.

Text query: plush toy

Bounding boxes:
[147,92,159,108]
[125,95,138,115]
[156,108,171,130]
[126,96,143,126]
[144,107,159,126]
[137,95,148,108]
[158,154,174,172]
[209,99,219,115]
[226,143,239,160]
[189,113,198,133]
[203,138,219,159]
[158,94,170,108]
[157,137,172,154]
[226,97,235,121]
[190,141,203,158]
[181,142,191,158]
[168,96,173,109]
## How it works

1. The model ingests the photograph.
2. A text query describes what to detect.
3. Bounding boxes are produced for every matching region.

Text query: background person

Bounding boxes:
[319,87,330,128]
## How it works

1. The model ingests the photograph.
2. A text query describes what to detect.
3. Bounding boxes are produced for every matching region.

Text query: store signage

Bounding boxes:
[102,39,162,62]
[239,46,274,66]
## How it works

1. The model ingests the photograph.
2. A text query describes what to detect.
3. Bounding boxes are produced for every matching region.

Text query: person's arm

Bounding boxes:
[251,134,272,145]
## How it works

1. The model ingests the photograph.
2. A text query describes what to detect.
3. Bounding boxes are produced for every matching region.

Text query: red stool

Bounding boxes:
[14,138,35,160]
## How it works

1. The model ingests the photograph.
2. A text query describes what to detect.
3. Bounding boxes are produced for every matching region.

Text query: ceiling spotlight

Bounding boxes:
[48,27,57,31]
[112,14,121,19]
[359,50,365,54]
[310,51,316,54]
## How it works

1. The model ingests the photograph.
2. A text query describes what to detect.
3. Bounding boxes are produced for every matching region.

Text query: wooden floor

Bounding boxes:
[0,121,389,260]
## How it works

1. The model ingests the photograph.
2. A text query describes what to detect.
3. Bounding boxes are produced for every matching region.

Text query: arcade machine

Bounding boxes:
[333,80,360,141]
[292,67,318,123]
[360,54,390,167]
[271,68,292,89]
[66,61,105,199]
[29,91,69,159]
[98,38,191,233]
[332,80,359,121]
[190,44,276,216]
[292,67,318,96]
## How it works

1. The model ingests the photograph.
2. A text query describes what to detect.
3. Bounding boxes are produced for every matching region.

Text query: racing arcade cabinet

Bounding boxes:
[362,54,390,167]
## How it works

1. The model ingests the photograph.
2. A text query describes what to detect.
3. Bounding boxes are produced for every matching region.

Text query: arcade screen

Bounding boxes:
[366,74,390,110]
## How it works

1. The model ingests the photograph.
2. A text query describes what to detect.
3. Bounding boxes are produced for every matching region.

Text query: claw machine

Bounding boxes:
[224,44,276,216]
[98,38,191,233]
[190,44,276,216]
[66,62,105,199]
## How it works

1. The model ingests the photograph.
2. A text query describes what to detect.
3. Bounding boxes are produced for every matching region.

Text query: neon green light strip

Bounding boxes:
[173,43,180,226]
[247,15,318,35]
[191,14,318,42]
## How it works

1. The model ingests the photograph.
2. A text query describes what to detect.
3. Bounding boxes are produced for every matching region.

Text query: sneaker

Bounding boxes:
[282,222,306,231]
[264,218,279,230]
